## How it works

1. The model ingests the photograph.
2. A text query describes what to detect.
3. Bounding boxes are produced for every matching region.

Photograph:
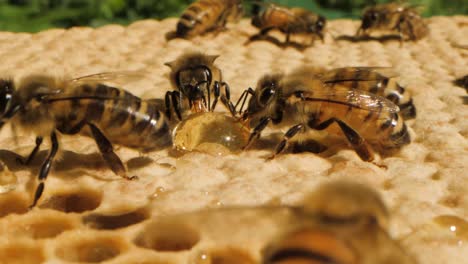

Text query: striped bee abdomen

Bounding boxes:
[176,0,242,38]
[51,83,171,151]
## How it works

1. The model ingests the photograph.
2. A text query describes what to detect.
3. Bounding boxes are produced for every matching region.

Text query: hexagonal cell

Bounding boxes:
[83,207,150,230]
[7,210,79,239]
[55,233,127,263]
[196,247,256,264]
[39,188,102,213]
[134,220,200,252]
[0,192,29,217]
[0,240,45,264]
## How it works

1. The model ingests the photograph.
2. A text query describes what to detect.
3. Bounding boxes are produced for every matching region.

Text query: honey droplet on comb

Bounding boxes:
[173,112,249,155]
[433,215,468,240]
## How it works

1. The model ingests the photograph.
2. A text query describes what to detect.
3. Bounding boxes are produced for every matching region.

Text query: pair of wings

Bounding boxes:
[38,71,147,102]
[289,67,400,114]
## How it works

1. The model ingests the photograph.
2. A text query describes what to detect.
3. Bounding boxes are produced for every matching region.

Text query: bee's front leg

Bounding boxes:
[213,81,236,116]
[268,123,304,160]
[244,116,271,150]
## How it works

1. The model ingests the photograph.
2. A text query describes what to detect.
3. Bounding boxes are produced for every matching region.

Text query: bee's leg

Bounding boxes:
[314,118,374,162]
[235,87,255,115]
[171,91,183,121]
[244,117,271,150]
[285,33,291,44]
[30,132,58,209]
[17,136,43,165]
[268,124,304,160]
[164,91,173,120]
[213,81,236,116]
[88,123,138,181]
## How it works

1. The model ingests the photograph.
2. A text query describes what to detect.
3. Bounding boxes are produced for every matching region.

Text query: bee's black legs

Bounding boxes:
[268,124,304,160]
[17,136,43,165]
[165,91,183,121]
[213,81,236,116]
[88,123,137,181]
[235,87,255,115]
[30,132,58,209]
[244,117,271,150]
[314,118,374,162]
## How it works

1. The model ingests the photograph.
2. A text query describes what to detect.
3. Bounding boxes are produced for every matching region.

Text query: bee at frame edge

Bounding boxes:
[293,66,417,120]
[236,69,411,162]
[164,52,236,121]
[250,2,326,46]
[173,0,244,39]
[0,73,171,208]
[356,2,429,41]
[263,181,416,264]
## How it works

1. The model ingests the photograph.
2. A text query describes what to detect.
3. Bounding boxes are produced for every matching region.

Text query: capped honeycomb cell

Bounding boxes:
[134,219,200,252]
[5,210,79,239]
[0,240,45,264]
[39,188,102,213]
[0,192,29,217]
[54,232,128,263]
[83,207,150,230]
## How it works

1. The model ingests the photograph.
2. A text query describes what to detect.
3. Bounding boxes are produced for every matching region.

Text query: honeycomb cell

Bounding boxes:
[196,247,256,264]
[0,240,45,264]
[173,112,250,155]
[0,192,29,217]
[55,233,127,263]
[134,220,200,252]
[39,188,102,213]
[8,210,78,239]
[83,207,150,230]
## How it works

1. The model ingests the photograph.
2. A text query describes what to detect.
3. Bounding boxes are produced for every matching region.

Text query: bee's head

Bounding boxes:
[361,9,381,30]
[0,79,16,119]
[313,16,326,33]
[176,65,212,110]
[243,74,282,122]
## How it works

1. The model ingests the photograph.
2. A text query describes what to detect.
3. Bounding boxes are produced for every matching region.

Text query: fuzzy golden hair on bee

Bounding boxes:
[301,181,389,230]
[164,52,220,89]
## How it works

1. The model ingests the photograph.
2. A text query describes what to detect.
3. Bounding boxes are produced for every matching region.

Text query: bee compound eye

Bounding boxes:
[258,88,275,106]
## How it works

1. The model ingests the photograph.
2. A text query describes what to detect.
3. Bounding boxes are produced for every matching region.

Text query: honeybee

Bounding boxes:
[263,181,417,264]
[0,73,171,208]
[164,52,235,120]
[174,0,244,38]
[238,70,411,162]
[356,3,428,41]
[251,3,326,45]
[292,66,416,119]
[454,74,468,92]
[139,181,415,263]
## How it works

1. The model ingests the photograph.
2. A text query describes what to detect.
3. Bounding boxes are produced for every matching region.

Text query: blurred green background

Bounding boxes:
[0,0,466,32]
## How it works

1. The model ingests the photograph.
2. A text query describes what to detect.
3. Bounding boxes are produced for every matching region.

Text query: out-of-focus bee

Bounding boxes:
[262,181,417,264]
[356,3,428,41]
[174,0,244,38]
[238,69,411,162]
[291,66,416,119]
[0,73,171,208]
[139,181,416,263]
[164,52,235,120]
[251,3,326,45]
[454,75,468,92]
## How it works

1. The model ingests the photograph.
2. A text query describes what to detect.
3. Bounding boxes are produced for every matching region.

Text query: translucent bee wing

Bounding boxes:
[66,71,148,88]
[317,67,399,82]
[302,84,400,114]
